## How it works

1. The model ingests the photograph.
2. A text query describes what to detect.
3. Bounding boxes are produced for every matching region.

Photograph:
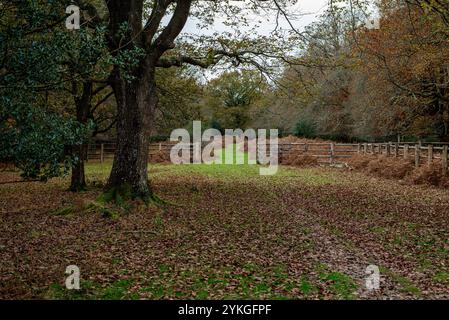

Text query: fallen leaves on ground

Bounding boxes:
[0,164,448,299]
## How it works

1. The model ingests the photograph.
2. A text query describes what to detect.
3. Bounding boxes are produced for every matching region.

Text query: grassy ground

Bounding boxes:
[0,161,448,299]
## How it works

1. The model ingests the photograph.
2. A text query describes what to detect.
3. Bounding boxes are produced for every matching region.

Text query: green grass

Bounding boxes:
[434,272,449,284]
[47,280,138,300]
[47,262,360,300]
[316,265,358,300]
[207,142,251,165]
[90,163,337,187]
[85,144,339,186]
[138,263,321,300]
[379,267,421,296]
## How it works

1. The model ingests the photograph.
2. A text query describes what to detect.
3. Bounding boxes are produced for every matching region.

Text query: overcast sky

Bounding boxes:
[181,0,330,37]
[165,0,331,81]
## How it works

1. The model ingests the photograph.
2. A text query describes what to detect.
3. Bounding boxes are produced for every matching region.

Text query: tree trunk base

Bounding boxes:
[70,160,87,192]
[101,182,156,205]
[69,182,87,193]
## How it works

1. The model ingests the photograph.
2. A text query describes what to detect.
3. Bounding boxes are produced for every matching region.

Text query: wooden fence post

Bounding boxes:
[394,142,399,157]
[100,143,104,163]
[404,144,409,159]
[189,143,194,164]
[443,145,448,176]
[330,143,334,164]
[427,145,433,166]
[386,143,390,157]
[364,143,368,155]
[357,143,361,154]
[414,144,420,167]
[159,143,162,151]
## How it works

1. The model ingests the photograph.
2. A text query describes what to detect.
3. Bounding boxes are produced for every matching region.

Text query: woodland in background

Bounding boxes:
[198,0,449,143]
[148,0,449,143]
[1,0,449,193]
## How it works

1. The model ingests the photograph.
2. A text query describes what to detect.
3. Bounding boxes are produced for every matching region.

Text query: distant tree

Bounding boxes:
[204,70,268,130]
[294,119,316,139]
[355,0,449,140]
[61,1,114,191]
[154,67,203,136]
[0,0,92,180]
[269,0,449,142]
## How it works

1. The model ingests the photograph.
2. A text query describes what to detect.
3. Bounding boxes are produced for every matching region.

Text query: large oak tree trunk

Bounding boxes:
[104,0,191,200]
[105,66,158,199]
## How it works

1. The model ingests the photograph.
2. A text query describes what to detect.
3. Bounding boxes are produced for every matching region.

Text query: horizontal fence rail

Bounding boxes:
[87,141,448,175]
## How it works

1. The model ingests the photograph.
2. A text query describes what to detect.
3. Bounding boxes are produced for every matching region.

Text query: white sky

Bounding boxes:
[181,0,330,37]
[172,0,330,80]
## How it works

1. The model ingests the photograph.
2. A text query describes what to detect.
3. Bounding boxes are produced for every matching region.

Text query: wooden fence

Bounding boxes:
[278,143,357,164]
[87,141,448,175]
[357,142,448,175]
[87,142,175,162]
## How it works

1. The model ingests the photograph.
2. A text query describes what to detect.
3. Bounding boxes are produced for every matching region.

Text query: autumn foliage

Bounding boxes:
[348,155,449,187]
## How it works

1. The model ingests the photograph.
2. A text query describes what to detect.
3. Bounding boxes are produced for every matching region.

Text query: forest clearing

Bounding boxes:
[1,161,448,299]
[1,0,449,307]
